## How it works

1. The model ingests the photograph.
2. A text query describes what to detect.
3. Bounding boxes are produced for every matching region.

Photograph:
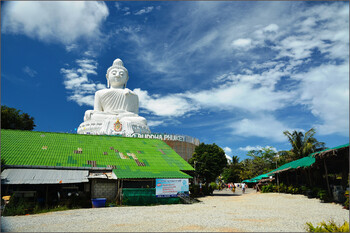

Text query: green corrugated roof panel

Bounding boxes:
[1,130,194,179]
[309,143,349,157]
[266,156,315,175]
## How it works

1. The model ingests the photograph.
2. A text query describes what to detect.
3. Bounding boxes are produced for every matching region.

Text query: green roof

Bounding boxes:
[242,172,273,183]
[1,130,194,179]
[309,143,349,157]
[242,143,349,183]
[267,156,315,175]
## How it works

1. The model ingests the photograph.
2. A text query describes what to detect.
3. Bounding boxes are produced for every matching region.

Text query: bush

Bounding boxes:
[300,186,308,194]
[209,182,218,190]
[261,184,273,193]
[3,196,34,216]
[317,189,330,202]
[305,220,349,232]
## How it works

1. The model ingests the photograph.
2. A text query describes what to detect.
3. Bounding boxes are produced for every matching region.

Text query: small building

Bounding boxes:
[1,129,194,207]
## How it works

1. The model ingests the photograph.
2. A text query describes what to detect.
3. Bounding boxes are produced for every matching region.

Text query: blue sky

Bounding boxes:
[1,1,349,160]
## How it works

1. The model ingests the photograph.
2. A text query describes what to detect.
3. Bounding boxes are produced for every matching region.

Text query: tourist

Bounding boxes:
[242,183,246,194]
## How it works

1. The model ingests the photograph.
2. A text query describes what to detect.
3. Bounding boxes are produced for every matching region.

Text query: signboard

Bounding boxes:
[155,179,189,197]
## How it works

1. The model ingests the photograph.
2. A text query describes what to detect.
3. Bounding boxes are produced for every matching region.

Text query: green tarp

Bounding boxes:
[309,143,349,157]
[266,156,315,175]
[122,188,181,205]
[243,156,315,183]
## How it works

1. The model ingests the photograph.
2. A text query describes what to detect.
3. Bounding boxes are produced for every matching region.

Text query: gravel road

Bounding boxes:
[1,188,348,232]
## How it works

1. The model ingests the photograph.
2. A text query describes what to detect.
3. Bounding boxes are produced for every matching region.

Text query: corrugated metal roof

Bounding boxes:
[1,130,194,180]
[1,169,89,184]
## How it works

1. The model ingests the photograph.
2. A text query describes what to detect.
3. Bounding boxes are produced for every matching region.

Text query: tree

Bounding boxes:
[222,155,241,183]
[1,105,36,130]
[281,128,326,160]
[238,147,278,180]
[189,143,228,185]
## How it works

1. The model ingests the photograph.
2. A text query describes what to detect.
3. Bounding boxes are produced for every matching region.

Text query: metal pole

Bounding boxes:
[276,161,279,193]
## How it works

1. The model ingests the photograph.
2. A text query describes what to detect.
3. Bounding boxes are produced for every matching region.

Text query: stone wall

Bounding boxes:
[91,179,117,202]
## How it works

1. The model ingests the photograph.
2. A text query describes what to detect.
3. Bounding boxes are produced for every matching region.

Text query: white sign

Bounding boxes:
[155,179,189,197]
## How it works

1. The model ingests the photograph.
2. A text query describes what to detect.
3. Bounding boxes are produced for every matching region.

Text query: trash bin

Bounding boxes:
[91,198,106,208]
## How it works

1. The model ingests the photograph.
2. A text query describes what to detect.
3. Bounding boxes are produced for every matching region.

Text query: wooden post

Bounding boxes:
[116,179,120,205]
[323,159,332,197]
[120,180,123,206]
[45,185,49,208]
[307,168,312,187]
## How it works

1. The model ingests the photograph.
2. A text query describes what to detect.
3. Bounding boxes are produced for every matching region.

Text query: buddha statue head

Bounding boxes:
[106,58,129,88]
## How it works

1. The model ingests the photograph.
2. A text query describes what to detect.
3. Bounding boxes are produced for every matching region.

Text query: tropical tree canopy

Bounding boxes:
[238,147,278,180]
[189,143,228,184]
[281,128,326,160]
[222,155,241,183]
[1,105,36,130]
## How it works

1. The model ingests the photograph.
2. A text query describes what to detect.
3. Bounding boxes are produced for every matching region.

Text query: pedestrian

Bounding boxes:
[242,182,246,194]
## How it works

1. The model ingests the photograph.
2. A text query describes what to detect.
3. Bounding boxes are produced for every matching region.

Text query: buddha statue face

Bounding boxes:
[106,58,129,89]
[107,68,128,88]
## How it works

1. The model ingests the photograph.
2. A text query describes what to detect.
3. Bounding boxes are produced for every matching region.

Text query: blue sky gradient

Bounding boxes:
[1,1,349,160]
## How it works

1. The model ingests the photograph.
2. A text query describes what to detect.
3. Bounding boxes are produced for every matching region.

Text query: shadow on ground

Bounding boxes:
[212,193,242,197]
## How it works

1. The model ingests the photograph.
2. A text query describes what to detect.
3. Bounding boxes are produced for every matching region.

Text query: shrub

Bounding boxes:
[300,186,308,194]
[261,184,273,193]
[344,191,349,209]
[305,220,349,232]
[279,183,287,193]
[209,182,218,190]
[3,196,33,216]
[317,189,331,202]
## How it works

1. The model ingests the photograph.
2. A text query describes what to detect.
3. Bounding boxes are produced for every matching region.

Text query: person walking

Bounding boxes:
[242,183,246,194]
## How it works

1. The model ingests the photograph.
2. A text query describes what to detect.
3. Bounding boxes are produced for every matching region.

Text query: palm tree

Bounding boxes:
[280,128,326,160]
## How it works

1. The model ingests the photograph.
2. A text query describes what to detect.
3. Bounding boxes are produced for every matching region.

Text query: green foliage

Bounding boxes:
[261,184,274,193]
[305,220,349,232]
[344,191,349,209]
[1,105,36,130]
[2,196,33,216]
[281,128,326,160]
[209,182,218,190]
[189,143,227,184]
[3,195,78,216]
[239,147,278,181]
[222,156,241,183]
[317,189,330,202]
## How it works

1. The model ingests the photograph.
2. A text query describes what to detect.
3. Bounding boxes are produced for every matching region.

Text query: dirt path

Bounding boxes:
[1,189,348,232]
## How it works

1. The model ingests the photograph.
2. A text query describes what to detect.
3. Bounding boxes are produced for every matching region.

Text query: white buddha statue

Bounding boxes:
[77,58,151,135]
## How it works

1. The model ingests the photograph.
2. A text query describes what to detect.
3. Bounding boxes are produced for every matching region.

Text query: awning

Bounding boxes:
[266,156,315,175]
[1,169,89,184]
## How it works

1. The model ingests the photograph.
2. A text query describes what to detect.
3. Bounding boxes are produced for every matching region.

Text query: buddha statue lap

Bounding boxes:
[77,59,151,135]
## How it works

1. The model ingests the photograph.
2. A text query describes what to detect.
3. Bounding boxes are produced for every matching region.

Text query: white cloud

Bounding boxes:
[147,120,164,127]
[60,59,106,106]
[134,6,154,15]
[223,147,232,154]
[65,44,78,52]
[239,145,277,152]
[263,24,279,33]
[187,70,294,113]
[231,115,292,142]
[2,1,109,45]
[115,2,121,10]
[22,66,37,77]
[294,62,349,136]
[232,38,252,49]
[133,88,197,117]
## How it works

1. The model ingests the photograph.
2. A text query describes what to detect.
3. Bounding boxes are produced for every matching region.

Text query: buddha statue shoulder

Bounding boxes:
[77,59,151,135]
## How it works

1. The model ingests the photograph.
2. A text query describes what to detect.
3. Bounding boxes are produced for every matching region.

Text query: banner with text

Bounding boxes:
[155,179,189,198]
